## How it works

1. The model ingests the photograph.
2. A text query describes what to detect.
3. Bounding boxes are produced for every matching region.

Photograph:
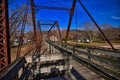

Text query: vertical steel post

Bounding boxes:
[30,0,37,45]
[65,0,76,43]
[56,21,62,42]
[0,0,10,71]
[47,21,56,40]
[38,20,42,43]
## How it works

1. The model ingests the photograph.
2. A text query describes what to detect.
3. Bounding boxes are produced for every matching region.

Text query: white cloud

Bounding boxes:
[111,16,120,20]
[99,9,120,15]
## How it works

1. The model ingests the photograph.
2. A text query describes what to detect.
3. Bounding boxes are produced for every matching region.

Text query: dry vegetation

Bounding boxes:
[67,41,120,49]
[10,43,34,62]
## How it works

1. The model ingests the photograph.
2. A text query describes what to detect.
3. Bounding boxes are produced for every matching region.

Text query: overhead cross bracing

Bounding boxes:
[0,0,120,80]
[34,0,115,50]
[39,20,62,42]
[35,5,71,11]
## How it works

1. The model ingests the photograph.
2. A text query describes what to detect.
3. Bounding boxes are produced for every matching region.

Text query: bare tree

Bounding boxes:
[9,4,32,42]
[9,8,23,41]
[94,24,120,41]
[84,21,94,42]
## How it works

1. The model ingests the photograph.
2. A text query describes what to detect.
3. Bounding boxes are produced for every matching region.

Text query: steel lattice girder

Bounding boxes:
[0,0,10,71]
[65,0,76,43]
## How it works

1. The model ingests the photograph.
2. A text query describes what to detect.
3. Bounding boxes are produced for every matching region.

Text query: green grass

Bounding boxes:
[67,40,120,47]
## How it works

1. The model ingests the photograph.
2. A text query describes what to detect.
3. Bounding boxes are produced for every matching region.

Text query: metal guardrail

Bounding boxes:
[1,40,119,80]
[0,47,34,80]
[0,57,26,80]
[46,40,120,80]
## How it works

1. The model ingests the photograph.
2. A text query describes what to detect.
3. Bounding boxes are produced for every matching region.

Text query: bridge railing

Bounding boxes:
[0,57,26,80]
[46,40,120,80]
[0,47,34,80]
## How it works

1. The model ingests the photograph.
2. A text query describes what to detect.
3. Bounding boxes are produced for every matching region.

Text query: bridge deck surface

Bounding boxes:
[72,59,104,80]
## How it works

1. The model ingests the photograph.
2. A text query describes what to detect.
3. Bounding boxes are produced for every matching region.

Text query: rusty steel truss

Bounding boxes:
[30,0,37,45]
[0,0,10,71]
[47,20,62,42]
[65,0,76,43]
[37,20,42,44]
[0,0,115,72]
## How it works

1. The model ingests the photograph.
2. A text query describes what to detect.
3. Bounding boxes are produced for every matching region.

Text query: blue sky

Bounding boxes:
[9,0,120,31]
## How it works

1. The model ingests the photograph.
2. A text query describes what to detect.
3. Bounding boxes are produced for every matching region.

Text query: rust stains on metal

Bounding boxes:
[65,0,76,43]
[37,20,42,44]
[30,0,37,45]
[56,21,62,42]
[0,0,10,71]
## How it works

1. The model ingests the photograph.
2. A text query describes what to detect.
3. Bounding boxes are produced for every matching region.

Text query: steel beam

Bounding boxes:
[38,20,42,43]
[43,20,61,42]
[0,57,26,80]
[56,21,62,42]
[65,0,76,43]
[35,5,71,11]
[40,24,53,26]
[47,22,56,40]
[0,0,10,71]
[30,0,37,44]
[41,20,61,42]
[48,21,56,33]
[78,0,115,50]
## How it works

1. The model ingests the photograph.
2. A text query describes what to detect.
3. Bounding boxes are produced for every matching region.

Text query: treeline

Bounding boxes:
[61,24,120,42]
[25,23,120,43]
